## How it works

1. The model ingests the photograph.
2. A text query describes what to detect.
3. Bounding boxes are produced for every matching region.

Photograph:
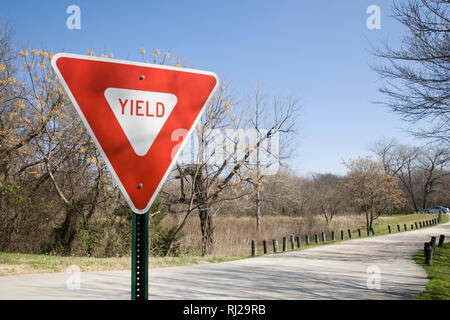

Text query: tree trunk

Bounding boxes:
[365,211,370,236]
[199,206,214,256]
[412,198,419,212]
[50,201,80,254]
[256,186,261,232]
[368,212,374,236]
[323,208,330,225]
[255,128,261,232]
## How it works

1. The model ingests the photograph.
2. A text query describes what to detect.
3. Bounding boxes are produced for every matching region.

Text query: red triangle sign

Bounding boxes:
[51,53,219,213]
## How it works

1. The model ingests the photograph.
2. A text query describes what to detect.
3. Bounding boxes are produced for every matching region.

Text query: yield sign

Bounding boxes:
[51,53,219,213]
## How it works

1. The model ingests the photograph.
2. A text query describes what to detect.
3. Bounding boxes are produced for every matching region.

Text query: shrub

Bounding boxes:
[149,199,183,256]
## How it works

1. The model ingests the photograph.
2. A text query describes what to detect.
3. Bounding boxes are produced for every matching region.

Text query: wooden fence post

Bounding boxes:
[282,237,287,251]
[348,229,352,238]
[358,229,361,237]
[321,231,326,242]
[415,222,418,229]
[314,233,319,244]
[424,242,433,266]
[263,240,268,254]
[331,231,335,241]
[290,234,295,250]
[438,235,445,247]
[411,224,414,230]
[305,234,310,245]
[296,236,301,248]
[388,225,391,233]
[273,240,278,253]
[404,224,407,231]
[251,240,256,256]
[430,236,436,249]
[340,230,344,240]
[397,224,400,232]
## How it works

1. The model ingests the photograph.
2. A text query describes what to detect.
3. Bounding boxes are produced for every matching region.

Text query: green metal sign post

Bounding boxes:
[131,211,148,300]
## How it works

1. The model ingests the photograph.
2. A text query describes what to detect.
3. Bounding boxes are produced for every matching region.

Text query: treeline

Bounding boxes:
[205,145,449,226]
[1,14,449,258]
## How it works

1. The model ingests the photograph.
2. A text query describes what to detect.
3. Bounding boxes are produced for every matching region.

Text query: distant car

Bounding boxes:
[423,206,448,214]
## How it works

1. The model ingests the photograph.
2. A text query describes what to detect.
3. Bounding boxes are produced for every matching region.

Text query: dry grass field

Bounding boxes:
[1,213,443,275]
[162,213,366,256]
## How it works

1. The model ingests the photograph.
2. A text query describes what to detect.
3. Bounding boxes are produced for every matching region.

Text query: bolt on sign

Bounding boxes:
[51,53,219,213]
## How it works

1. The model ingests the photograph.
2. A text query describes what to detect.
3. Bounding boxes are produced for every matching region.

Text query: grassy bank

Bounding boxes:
[250,212,445,256]
[371,212,447,236]
[0,252,243,276]
[0,213,446,276]
[413,243,450,300]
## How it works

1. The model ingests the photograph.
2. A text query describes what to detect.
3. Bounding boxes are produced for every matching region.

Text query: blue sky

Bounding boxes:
[1,0,423,175]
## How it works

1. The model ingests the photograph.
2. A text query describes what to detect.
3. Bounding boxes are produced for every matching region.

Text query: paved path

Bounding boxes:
[1,221,448,300]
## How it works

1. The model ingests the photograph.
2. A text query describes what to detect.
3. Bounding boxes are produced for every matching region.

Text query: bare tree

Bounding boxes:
[373,0,449,145]
[260,169,311,217]
[310,173,343,226]
[243,87,299,232]
[343,157,405,235]
[371,139,449,211]
[417,145,450,209]
[371,139,422,211]
[161,86,299,255]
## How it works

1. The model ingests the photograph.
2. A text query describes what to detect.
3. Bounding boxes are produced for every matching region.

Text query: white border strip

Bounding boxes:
[51,52,219,214]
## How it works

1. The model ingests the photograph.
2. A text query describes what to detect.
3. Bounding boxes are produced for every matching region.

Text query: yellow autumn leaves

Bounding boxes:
[15,100,25,109]
[86,49,113,58]
[224,101,233,116]
[139,47,176,66]
[48,47,177,67]
[20,49,54,59]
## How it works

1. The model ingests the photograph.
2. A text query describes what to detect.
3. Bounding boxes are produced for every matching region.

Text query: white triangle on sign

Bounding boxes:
[104,88,177,156]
